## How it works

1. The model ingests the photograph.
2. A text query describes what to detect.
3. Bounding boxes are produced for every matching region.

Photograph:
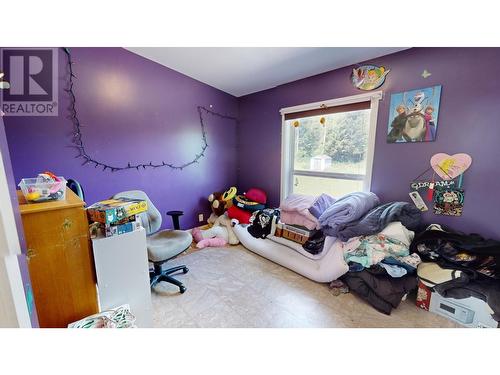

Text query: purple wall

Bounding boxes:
[238,48,500,239]
[3,48,239,229]
[4,47,500,238]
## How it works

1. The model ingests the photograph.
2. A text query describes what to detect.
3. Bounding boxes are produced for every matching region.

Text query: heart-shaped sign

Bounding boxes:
[430,153,472,180]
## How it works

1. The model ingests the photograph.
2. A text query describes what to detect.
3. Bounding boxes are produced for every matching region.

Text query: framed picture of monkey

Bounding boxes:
[387,85,442,143]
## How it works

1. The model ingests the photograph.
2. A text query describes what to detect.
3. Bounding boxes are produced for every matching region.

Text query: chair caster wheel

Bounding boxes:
[180,286,186,294]
[183,267,189,274]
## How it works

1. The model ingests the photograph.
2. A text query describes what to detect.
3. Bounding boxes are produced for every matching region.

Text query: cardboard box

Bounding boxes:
[87,198,147,225]
[103,218,142,237]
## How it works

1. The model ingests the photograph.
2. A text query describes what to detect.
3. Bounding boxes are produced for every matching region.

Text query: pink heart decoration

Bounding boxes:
[430,153,472,180]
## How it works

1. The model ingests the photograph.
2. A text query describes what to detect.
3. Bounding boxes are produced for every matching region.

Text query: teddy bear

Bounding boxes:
[192,187,240,248]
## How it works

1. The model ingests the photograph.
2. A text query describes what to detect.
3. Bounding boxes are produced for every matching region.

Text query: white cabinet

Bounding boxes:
[92,228,153,327]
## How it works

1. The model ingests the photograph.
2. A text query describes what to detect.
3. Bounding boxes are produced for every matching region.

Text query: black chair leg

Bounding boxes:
[150,273,163,288]
[159,274,186,293]
[164,265,189,276]
[149,262,188,293]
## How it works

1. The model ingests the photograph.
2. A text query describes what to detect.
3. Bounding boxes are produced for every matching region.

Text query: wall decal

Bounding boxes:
[351,65,390,91]
[0,72,10,89]
[430,153,472,180]
[62,48,238,172]
[421,69,432,78]
[410,179,457,200]
[409,191,429,211]
[387,85,442,143]
[433,188,465,216]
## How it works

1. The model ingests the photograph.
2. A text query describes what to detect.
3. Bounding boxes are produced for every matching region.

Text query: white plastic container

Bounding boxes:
[18,176,67,203]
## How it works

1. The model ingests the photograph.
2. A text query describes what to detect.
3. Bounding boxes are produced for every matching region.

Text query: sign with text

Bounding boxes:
[0,48,58,116]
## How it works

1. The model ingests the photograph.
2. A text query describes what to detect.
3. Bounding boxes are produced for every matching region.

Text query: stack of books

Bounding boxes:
[87,198,148,238]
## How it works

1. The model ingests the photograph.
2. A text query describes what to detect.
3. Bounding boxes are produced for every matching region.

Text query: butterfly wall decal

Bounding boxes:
[421,69,432,79]
[0,72,10,89]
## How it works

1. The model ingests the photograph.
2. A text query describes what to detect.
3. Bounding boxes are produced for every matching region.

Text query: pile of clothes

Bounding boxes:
[246,191,424,314]
[245,190,500,323]
[412,224,500,325]
[307,191,424,314]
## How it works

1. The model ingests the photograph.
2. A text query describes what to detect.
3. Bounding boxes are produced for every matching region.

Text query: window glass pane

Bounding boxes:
[292,175,364,198]
[289,109,371,175]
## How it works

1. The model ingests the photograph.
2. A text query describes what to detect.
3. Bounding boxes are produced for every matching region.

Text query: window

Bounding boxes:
[280,92,381,199]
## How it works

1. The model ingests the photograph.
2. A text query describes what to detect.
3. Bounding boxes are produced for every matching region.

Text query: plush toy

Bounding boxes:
[227,187,268,224]
[192,187,240,248]
[196,237,227,249]
[192,213,239,245]
[207,186,237,224]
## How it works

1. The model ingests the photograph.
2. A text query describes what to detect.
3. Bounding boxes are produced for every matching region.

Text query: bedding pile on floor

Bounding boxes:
[238,191,425,314]
[308,191,423,314]
[237,191,500,322]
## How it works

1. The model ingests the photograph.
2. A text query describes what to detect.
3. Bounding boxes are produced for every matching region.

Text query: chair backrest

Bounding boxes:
[67,178,85,201]
[113,190,162,235]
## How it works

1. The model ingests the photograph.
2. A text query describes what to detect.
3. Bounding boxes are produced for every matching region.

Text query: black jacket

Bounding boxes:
[342,267,417,315]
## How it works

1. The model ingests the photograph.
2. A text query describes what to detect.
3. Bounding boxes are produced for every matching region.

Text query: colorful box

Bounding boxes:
[103,218,142,237]
[87,198,148,225]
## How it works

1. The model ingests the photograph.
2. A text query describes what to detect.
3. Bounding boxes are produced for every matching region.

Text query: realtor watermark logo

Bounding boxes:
[0,48,58,116]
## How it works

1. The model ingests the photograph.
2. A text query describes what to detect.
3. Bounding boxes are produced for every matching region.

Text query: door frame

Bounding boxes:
[0,116,32,328]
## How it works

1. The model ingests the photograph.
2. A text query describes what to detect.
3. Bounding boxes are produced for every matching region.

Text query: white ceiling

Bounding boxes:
[125,47,409,97]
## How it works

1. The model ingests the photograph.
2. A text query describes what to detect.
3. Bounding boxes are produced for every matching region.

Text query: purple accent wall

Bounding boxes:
[4,47,500,239]
[3,48,239,229]
[238,48,500,239]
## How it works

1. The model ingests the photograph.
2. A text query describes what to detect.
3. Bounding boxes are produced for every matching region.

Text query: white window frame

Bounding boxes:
[279,91,383,201]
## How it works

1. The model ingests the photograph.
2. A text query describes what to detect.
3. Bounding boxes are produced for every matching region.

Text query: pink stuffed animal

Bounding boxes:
[196,237,227,249]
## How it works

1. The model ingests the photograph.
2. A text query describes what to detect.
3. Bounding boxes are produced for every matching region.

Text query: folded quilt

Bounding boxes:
[336,201,422,242]
[309,193,336,219]
[319,192,380,236]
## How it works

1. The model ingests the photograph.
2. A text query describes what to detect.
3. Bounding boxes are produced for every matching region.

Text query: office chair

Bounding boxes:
[114,191,192,293]
[67,178,85,201]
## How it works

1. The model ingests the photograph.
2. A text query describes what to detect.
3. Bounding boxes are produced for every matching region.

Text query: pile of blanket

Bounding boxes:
[308,191,424,314]
[248,190,425,314]
[279,194,320,230]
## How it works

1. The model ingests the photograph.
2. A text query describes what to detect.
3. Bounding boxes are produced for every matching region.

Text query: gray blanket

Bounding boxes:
[336,201,422,242]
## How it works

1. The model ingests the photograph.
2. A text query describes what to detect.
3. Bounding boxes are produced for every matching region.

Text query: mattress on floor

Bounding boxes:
[233,224,348,283]
[267,234,327,260]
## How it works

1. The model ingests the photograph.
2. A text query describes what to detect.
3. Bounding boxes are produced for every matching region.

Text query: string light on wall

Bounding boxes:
[62,47,238,172]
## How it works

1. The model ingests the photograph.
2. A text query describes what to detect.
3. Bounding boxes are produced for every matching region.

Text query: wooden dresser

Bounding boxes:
[17,188,98,328]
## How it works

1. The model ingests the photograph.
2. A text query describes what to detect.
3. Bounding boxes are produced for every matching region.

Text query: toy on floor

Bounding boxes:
[195,237,227,249]
[207,186,236,223]
[227,187,268,224]
[192,187,240,248]
[192,214,239,245]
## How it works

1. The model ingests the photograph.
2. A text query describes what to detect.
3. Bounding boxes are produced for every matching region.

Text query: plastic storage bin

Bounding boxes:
[19,176,67,203]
